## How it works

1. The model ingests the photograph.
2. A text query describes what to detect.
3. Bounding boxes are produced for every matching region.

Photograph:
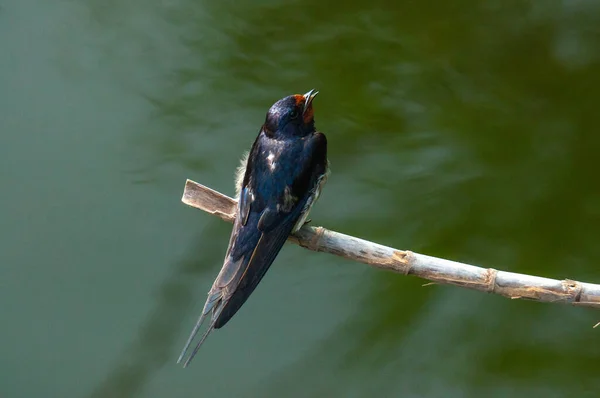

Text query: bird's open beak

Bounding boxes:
[303,89,319,114]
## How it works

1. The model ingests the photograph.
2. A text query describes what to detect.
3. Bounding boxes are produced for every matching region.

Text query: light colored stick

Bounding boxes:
[181,179,600,310]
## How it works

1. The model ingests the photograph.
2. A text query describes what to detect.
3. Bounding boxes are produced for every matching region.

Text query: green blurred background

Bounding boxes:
[2,0,599,397]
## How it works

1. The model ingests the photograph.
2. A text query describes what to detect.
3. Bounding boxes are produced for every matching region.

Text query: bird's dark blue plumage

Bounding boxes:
[178,90,329,367]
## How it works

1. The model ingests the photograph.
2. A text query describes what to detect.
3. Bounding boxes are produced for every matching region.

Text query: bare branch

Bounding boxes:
[181,179,600,310]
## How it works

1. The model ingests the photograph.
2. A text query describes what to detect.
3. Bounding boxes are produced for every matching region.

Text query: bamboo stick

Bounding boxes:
[181,179,600,310]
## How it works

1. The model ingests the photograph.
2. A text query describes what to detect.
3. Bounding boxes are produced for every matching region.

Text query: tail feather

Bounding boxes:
[177,291,225,367]
[181,313,220,368]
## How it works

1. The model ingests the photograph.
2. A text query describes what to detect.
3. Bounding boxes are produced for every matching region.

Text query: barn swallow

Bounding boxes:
[177,89,329,367]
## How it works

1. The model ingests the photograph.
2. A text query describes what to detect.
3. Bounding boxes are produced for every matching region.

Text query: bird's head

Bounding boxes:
[263,89,319,138]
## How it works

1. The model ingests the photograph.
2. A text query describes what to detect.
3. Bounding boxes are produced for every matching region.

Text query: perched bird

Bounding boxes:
[178,89,329,367]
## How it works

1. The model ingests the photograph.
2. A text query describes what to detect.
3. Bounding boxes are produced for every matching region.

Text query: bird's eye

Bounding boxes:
[289,109,298,119]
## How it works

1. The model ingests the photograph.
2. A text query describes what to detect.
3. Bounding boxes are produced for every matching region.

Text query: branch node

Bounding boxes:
[563,279,583,303]
[486,268,498,293]
[402,250,413,275]
[392,250,413,275]
[310,226,326,251]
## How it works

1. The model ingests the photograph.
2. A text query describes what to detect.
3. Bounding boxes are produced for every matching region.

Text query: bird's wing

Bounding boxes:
[178,133,327,367]
[177,191,311,368]
[214,193,311,327]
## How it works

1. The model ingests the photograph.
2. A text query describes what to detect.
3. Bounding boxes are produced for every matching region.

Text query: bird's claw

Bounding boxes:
[303,218,312,225]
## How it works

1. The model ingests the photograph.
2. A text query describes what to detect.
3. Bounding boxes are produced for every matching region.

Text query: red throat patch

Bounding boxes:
[303,106,314,124]
[293,94,314,123]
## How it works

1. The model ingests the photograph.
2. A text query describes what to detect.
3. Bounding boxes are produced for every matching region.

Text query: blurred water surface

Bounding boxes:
[1,0,600,397]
